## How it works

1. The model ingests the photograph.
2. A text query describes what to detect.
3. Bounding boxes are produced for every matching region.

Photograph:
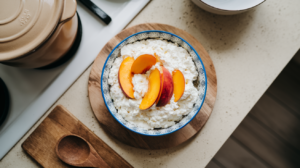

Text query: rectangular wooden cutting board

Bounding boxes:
[22,105,132,168]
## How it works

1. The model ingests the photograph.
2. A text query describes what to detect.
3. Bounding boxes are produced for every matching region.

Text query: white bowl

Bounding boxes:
[101,30,207,136]
[191,0,265,15]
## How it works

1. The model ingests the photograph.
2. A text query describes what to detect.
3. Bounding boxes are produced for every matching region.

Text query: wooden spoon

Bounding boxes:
[56,134,110,168]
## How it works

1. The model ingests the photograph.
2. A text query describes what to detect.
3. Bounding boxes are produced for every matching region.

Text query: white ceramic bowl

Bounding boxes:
[101,30,207,136]
[191,0,265,15]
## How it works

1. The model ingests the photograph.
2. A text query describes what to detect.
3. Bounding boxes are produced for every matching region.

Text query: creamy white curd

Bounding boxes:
[108,39,200,129]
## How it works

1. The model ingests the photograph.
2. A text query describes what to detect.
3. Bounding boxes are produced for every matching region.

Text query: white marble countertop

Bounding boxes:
[1,0,300,167]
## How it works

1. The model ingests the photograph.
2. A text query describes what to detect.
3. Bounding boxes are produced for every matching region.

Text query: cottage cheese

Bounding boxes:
[108,39,200,129]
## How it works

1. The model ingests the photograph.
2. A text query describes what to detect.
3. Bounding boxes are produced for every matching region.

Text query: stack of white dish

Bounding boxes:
[191,0,265,15]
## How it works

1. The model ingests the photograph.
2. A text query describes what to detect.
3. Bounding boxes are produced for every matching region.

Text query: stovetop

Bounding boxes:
[0,0,149,159]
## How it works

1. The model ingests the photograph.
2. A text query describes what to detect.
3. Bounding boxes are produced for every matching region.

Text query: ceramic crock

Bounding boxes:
[0,0,78,69]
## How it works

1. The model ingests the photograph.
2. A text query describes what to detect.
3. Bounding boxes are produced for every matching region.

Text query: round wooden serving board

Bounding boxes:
[88,23,217,149]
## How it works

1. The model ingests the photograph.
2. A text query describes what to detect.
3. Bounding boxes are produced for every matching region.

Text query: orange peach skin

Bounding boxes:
[172,70,185,102]
[139,68,161,110]
[156,67,174,107]
[118,57,135,98]
[131,54,156,74]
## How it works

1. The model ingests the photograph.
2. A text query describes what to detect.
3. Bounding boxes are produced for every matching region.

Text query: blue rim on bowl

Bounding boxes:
[101,30,207,136]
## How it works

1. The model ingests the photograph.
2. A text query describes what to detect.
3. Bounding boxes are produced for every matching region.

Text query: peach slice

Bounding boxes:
[172,70,185,102]
[154,53,162,64]
[156,67,174,107]
[131,54,156,74]
[139,68,161,110]
[155,69,164,105]
[118,57,135,99]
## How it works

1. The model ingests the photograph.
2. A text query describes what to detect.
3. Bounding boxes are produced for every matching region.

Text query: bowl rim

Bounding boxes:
[100,30,208,136]
[199,0,266,12]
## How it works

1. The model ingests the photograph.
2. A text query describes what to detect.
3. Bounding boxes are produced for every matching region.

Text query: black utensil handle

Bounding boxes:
[78,0,111,24]
[0,78,10,127]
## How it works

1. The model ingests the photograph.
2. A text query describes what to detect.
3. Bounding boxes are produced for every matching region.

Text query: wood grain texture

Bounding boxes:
[22,105,133,168]
[88,23,217,149]
[213,138,269,168]
[267,67,300,114]
[250,93,300,151]
[232,115,300,167]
